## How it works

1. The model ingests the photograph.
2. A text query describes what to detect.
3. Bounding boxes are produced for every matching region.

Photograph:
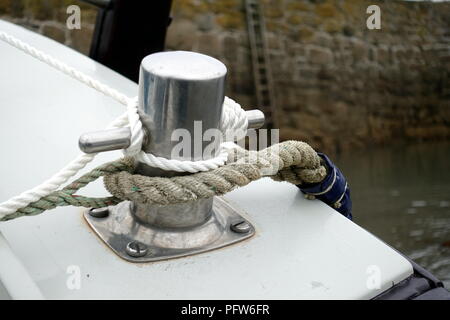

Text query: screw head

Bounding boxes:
[126,241,149,257]
[231,221,251,234]
[89,207,109,218]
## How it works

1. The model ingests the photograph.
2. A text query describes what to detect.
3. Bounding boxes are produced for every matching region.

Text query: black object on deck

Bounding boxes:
[87,0,172,82]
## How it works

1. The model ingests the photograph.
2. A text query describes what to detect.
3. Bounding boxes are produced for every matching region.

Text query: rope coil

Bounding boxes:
[104,140,327,206]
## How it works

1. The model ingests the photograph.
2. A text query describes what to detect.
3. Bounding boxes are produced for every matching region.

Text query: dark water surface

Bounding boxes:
[335,142,450,288]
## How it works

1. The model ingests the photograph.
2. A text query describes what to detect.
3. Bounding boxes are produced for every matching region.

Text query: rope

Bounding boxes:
[0,141,327,221]
[104,141,327,206]
[1,158,135,221]
[0,113,129,217]
[221,97,248,141]
[0,31,248,216]
[0,31,130,105]
[123,97,233,173]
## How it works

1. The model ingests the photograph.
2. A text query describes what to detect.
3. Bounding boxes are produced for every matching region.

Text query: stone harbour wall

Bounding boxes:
[167,0,450,152]
[1,0,449,153]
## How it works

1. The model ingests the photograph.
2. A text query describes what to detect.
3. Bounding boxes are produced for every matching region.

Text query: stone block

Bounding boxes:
[24,0,54,20]
[352,39,368,61]
[196,13,215,32]
[286,13,302,26]
[266,33,282,50]
[307,45,334,65]
[196,32,222,57]
[69,25,93,55]
[316,3,338,18]
[223,35,238,61]
[324,20,342,34]
[285,1,310,12]
[41,22,66,43]
[315,32,332,47]
[215,12,245,30]
[263,1,284,19]
[210,0,241,13]
[166,19,197,51]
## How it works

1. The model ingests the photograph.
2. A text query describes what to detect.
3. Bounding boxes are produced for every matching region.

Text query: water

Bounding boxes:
[335,142,450,289]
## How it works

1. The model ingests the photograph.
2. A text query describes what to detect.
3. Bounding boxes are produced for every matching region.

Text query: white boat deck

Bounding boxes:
[0,20,413,299]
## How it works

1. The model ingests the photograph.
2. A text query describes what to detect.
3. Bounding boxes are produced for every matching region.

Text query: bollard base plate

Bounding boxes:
[83,197,255,263]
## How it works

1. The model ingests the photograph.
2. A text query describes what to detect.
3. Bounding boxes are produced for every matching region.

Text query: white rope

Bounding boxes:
[221,97,248,141]
[123,97,232,173]
[0,31,130,106]
[0,31,248,216]
[0,113,129,217]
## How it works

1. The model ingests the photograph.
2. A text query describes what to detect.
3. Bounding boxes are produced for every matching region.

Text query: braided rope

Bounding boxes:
[0,141,327,221]
[0,158,134,221]
[0,31,130,105]
[124,97,246,173]
[104,141,327,205]
[0,112,129,217]
[221,97,248,141]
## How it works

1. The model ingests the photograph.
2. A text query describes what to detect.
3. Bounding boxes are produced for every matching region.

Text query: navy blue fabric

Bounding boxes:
[297,153,352,220]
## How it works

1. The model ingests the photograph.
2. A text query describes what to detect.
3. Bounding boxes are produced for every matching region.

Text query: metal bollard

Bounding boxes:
[81,51,258,262]
[132,51,226,228]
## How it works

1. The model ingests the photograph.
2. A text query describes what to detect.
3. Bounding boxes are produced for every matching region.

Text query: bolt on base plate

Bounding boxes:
[83,197,255,263]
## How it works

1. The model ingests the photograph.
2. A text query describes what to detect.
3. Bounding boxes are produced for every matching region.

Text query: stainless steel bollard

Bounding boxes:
[78,51,266,228]
[132,51,226,228]
[81,51,258,262]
